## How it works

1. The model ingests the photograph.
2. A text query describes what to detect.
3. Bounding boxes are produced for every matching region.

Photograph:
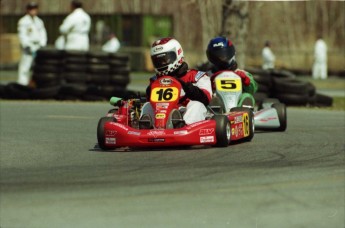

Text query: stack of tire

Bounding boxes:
[57,50,88,100]
[0,49,131,100]
[82,52,130,101]
[0,48,63,100]
[249,68,333,107]
[31,48,130,101]
[30,48,64,99]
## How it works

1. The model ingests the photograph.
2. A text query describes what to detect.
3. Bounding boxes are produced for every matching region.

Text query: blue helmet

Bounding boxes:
[206,36,236,70]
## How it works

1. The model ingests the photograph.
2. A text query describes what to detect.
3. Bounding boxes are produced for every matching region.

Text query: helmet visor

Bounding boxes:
[151,51,177,69]
[207,48,233,64]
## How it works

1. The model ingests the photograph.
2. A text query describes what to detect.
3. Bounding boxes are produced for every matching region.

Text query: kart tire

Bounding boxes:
[272,103,287,131]
[97,117,115,150]
[270,69,296,79]
[230,107,255,142]
[274,93,309,106]
[253,74,273,88]
[308,93,333,107]
[273,78,309,95]
[30,86,61,100]
[212,115,231,147]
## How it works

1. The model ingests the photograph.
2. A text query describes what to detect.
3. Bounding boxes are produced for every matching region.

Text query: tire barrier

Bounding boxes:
[0,48,132,101]
[250,68,333,107]
[195,63,333,107]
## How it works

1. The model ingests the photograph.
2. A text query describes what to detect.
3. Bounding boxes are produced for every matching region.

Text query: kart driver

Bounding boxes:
[140,37,212,127]
[206,36,258,107]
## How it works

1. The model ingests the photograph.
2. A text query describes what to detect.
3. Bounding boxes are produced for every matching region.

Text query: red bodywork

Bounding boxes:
[101,76,249,149]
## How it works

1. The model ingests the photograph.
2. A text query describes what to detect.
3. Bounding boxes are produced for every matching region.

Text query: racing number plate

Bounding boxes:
[151,87,179,102]
[215,78,242,92]
[242,112,250,137]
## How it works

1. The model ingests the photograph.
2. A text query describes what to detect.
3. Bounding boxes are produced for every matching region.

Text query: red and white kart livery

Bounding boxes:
[210,71,287,131]
[97,76,254,150]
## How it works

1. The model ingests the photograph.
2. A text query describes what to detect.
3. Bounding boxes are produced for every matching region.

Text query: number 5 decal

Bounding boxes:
[215,78,242,91]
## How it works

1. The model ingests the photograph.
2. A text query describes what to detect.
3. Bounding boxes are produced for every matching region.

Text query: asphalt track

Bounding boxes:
[0,101,344,228]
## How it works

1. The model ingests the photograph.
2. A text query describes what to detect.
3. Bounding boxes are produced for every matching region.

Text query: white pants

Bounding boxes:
[312,61,327,79]
[65,34,89,51]
[140,100,208,125]
[17,53,34,86]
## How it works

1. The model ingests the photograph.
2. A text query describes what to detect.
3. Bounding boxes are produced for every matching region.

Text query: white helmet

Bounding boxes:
[150,37,184,76]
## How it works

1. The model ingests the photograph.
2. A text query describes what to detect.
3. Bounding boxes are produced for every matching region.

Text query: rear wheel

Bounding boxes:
[212,115,231,147]
[272,103,287,131]
[97,117,114,150]
[230,107,254,141]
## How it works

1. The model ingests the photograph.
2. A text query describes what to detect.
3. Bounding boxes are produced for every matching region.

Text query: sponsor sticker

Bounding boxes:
[156,103,169,109]
[200,136,214,143]
[159,78,172,85]
[105,130,117,136]
[195,71,205,81]
[148,130,166,138]
[105,137,116,144]
[174,130,188,135]
[234,115,243,123]
[155,113,166,119]
[148,138,165,142]
[199,128,214,135]
[128,131,141,136]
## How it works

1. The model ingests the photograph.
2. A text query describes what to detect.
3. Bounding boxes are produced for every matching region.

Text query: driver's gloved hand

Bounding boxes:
[176,78,209,106]
[235,70,251,86]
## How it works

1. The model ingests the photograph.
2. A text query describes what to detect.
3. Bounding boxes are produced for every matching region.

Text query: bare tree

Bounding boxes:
[220,0,249,68]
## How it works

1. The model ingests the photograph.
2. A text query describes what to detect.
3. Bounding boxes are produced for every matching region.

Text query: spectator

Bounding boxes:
[102,33,121,53]
[59,0,91,51]
[262,40,275,70]
[17,2,47,86]
[54,35,65,50]
[312,35,328,79]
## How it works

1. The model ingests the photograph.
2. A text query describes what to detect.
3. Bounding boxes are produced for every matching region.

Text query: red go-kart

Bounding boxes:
[97,76,254,150]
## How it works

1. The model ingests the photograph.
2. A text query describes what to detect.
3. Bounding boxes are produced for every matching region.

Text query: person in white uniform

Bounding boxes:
[59,0,91,51]
[262,40,275,70]
[102,33,121,53]
[312,35,328,79]
[17,2,47,86]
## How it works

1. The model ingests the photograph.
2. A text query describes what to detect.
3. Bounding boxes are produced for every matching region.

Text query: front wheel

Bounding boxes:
[97,117,115,150]
[212,115,231,147]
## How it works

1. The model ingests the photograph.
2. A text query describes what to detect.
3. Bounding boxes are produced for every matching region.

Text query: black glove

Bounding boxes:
[177,79,209,106]
[23,46,32,55]
[145,85,151,100]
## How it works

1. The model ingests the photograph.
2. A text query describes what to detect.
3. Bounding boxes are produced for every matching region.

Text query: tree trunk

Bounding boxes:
[220,0,249,68]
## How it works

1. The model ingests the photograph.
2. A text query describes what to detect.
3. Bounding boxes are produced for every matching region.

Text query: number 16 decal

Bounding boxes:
[151,87,179,102]
[243,113,249,137]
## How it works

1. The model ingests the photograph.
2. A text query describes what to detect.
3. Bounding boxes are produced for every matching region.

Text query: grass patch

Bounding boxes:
[330,97,345,111]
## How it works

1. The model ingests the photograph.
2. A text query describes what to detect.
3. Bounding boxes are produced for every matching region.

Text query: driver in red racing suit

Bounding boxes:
[140,37,212,127]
